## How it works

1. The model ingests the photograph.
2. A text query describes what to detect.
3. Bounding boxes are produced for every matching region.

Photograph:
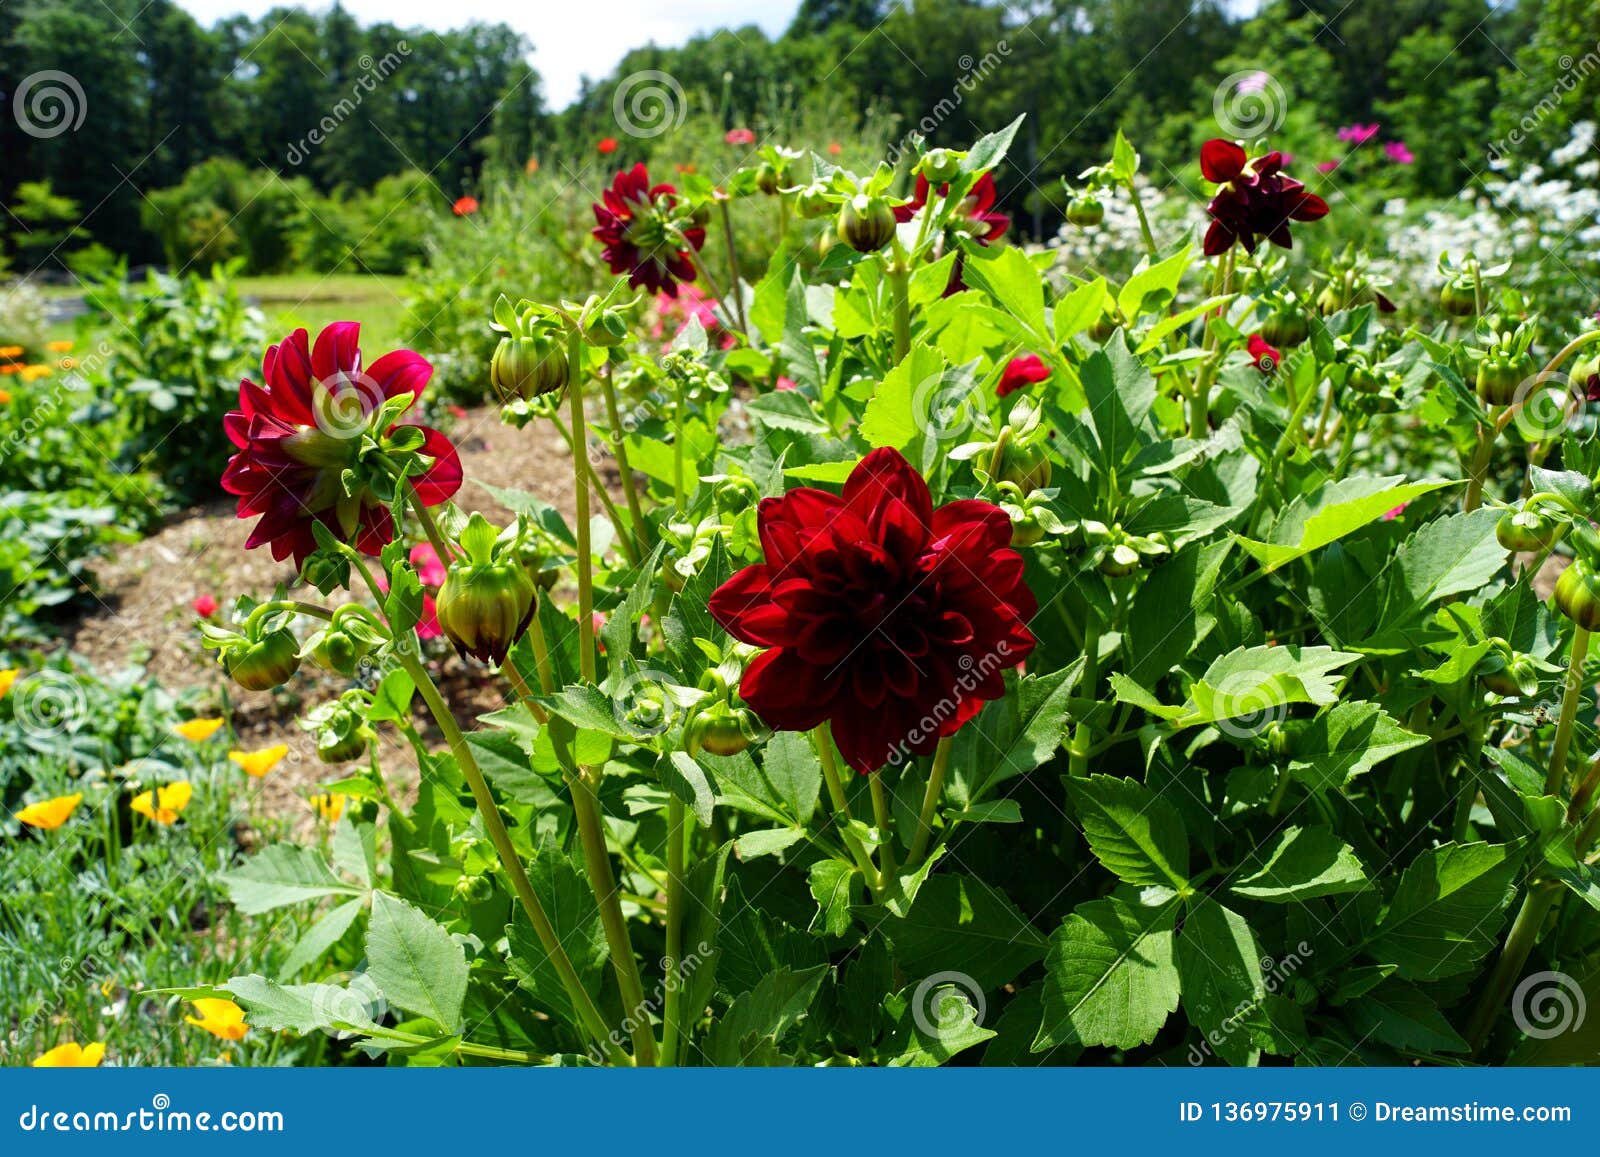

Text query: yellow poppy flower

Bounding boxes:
[0,668,17,698]
[46,340,73,353]
[229,744,289,777]
[308,793,345,822]
[185,998,249,1042]
[0,345,22,359]
[173,717,224,742]
[130,781,193,824]
[19,364,49,382]
[15,792,83,830]
[33,1041,105,1067]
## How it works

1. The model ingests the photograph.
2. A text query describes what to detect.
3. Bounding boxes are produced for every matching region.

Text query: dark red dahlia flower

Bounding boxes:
[997,353,1051,397]
[221,323,462,569]
[1247,334,1281,374]
[709,447,1037,773]
[1200,139,1328,257]
[592,163,706,298]
[892,172,1011,296]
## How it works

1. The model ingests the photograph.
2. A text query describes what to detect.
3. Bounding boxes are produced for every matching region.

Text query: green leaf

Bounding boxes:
[959,244,1049,343]
[1229,826,1369,901]
[745,391,830,434]
[1370,508,1506,643]
[876,875,1046,991]
[967,666,1078,798]
[962,114,1024,174]
[664,751,717,826]
[277,898,367,981]
[859,342,948,453]
[1068,775,1190,890]
[1345,979,1468,1055]
[505,844,608,1032]
[221,843,363,914]
[1117,246,1191,321]
[1236,476,1456,572]
[1285,702,1428,791]
[1176,898,1265,1067]
[225,975,380,1035]
[706,964,829,1066]
[1034,894,1180,1052]
[367,892,468,1031]
[1369,842,1519,980]
[759,730,822,825]
[880,980,997,1066]
[807,859,858,937]
[734,827,805,859]
[1137,644,1358,730]
[1080,341,1156,467]
[780,266,822,394]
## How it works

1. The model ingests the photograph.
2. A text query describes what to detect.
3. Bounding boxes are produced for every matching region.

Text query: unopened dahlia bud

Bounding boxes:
[491,332,568,400]
[435,513,536,664]
[919,148,962,185]
[224,628,301,691]
[838,194,897,254]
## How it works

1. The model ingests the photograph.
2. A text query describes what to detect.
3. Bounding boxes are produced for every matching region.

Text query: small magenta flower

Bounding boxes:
[1384,141,1415,164]
[724,127,755,145]
[1336,123,1380,145]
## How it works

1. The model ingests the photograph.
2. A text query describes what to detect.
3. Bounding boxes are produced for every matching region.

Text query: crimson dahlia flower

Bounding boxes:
[1247,334,1281,373]
[997,353,1051,397]
[1200,139,1328,257]
[221,323,462,568]
[893,172,1010,243]
[592,163,706,297]
[710,448,1037,773]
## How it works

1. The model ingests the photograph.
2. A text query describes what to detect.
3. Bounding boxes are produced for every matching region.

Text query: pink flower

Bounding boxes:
[409,543,447,589]
[1382,503,1409,522]
[827,142,842,156]
[1316,160,1340,173]
[1235,71,1271,95]
[416,593,442,640]
[724,127,755,145]
[1384,141,1415,165]
[192,594,218,618]
[774,377,798,391]
[1336,123,1381,145]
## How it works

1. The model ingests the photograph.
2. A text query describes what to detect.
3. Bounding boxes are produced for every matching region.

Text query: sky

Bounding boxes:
[175,0,803,109]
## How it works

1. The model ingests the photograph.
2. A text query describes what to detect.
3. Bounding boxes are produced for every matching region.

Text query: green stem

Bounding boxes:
[407,488,456,567]
[887,261,912,366]
[599,370,651,560]
[814,726,881,892]
[718,199,748,335]
[660,793,687,1067]
[1463,414,1497,513]
[550,411,637,567]
[1067,617,1102,780]
[672,381,687,514]
[869,770,897,884]
[1125,177,1159,259]
[397,652,626,1065]
[568,767,658,1065]
[526,611,556,695]
[567,329,596,684]
[908,735,953,865]
[1547,625,1590,795]
[1467,881,1560,1053]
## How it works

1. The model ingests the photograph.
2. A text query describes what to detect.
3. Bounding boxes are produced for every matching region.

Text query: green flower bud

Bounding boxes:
[996,440,1052,494]
[1497,510,1558,552]
[1440,278,1478,317]
[435,514,537,664]
[453,874,495,904]
[1262,307,1309,348]
[224,628,301,692]
[919,149,963,185]
[491,334,568,401]
[1555,558,1600,631]
[838,194,897,254]
[1065,194,1104,228]
[796,185,834,220]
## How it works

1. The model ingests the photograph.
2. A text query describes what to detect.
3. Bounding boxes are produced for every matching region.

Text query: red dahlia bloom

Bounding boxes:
[997,353,1051,397]
[220,323,462,569]
[709,448,1037,773]
[192,594,218,618]
[452,196,479,217]
[893,172,1010,242]
[597,137,618,154]
[1200,139,1328,257]
[592,163,706,298]
[1247,334,1281,374]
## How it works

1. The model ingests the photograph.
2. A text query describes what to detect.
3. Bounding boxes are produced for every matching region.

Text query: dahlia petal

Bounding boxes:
[311,322,362,384]
[1203,219,1236,257]
[844,448,933,540]
[739,648,834,733]
[354,503,394,556]
[1200,139,1248,183]
[407,426,463,504]
[709,565,782,644]
[368,348,433,400]
[266,328,316,425]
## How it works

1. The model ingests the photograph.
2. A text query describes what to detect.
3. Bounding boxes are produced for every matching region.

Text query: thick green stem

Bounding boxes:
[1067,617,1102,780]
[660,794,687,1066]
[569,768,658,1065]
[814,726,881,891]
[887,261,912,366]
[718,199,748,335]
[526,611,556,695]
[407,488,456,567]
[398,652,626,1064]
[1547,625,1590,795]
[1125,177,1159,259]
[672,382,687,514]
[1467,882,1560,1053]
[599,371,650,560]
[908,735,953,865]
[567,330,597,684]
[550,411,636,567]
[869,770,897,883]
[1463,417,1496,513]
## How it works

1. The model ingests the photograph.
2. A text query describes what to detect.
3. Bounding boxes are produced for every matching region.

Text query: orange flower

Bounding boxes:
[19,364,50,382]
[46,340,73,353]
[131,781,193,824]
[0,669,17,698]
[15,792,83,830]
[0,345,22,359]
[185,998,249,1041]
[0,389,11,404]
[33,1042,105,1067]
[308,792,345,822]
[0,364,20,375]
[173,717,224,742]
[229,744,288,777]
[524,156,540,175]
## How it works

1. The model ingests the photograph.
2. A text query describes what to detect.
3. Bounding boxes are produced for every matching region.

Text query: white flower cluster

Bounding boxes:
[1046,178,1208,282]
[0,281,50,350]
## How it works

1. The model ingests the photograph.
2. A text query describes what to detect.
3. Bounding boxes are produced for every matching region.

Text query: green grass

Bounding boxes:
[234,273,412,350]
